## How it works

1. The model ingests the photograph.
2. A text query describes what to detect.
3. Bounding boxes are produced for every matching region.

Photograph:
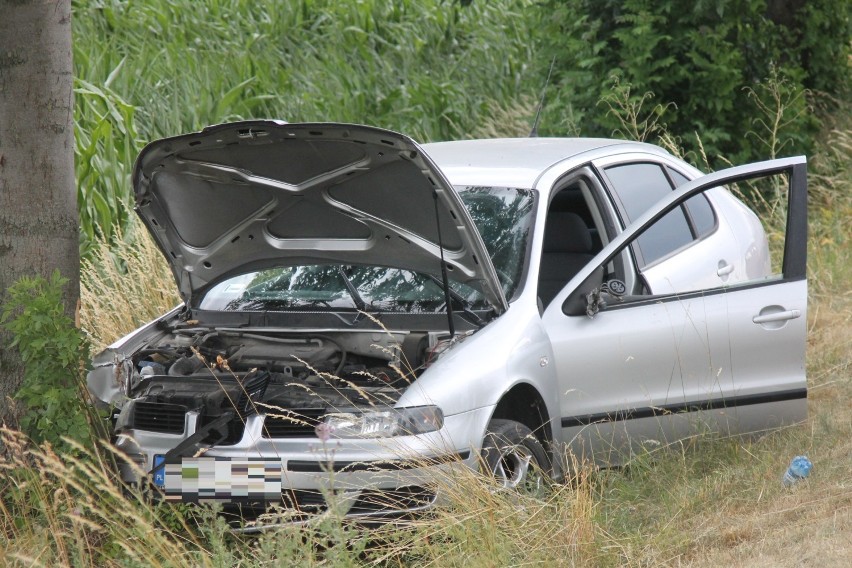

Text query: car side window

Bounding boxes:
[668,167,717,238]
[603,163,693,267]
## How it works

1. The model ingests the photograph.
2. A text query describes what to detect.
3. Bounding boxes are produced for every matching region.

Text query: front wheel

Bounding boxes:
[481,419,552,490]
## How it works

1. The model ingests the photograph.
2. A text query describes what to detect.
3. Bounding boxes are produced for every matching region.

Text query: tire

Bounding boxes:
[481,419,552,490]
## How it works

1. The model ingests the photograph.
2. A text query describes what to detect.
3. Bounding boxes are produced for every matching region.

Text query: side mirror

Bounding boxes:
[562,266,604,317]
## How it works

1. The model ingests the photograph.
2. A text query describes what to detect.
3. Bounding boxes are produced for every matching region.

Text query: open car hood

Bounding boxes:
[133,121,508,312]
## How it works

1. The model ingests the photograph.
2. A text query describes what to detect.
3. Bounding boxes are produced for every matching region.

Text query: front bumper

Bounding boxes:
[113,406,493,526]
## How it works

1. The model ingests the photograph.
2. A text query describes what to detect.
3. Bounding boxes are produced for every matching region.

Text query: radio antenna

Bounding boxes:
[529,56,556,138]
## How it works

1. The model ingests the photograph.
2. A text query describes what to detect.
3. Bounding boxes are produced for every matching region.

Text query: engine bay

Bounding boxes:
[109,326,458,441]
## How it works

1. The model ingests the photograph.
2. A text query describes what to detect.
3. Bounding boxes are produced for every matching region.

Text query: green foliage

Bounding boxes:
[539,0,849,167]
[75,77,140,259]
[0,271,91,449]
[71,0,538,256]
[69,0,848,248]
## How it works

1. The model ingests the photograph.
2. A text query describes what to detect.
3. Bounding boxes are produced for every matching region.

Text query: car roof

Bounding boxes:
[421,137,670,188]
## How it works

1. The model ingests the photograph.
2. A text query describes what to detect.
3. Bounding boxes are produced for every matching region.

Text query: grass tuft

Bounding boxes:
[80,220,180,351]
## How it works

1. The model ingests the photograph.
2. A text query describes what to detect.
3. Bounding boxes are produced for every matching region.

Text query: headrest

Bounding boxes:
[542,212,593,254]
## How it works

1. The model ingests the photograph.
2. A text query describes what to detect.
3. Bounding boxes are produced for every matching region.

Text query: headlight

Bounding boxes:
[323,406,443,438]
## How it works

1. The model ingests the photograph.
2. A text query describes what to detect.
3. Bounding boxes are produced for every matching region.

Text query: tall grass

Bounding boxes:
[1,423,605,566]
[80,222,180,352]
[805,104,852,300]
[0,429,196,567]
[74,0,537,140]
[71,0,539,255]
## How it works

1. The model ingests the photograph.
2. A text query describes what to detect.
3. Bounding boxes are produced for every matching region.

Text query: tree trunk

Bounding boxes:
[0,0,79,424]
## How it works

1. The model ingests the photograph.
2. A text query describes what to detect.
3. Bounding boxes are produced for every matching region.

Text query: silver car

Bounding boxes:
[88,121,808,522]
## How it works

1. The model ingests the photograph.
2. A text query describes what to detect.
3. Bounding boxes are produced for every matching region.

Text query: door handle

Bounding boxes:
[752,309,801,324]
[716,261,734,277]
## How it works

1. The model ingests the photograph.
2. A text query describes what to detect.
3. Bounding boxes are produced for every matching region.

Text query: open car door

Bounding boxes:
[543,156,807,463]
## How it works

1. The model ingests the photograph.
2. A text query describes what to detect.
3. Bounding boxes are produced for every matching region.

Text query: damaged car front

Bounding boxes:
[87,121,528,524]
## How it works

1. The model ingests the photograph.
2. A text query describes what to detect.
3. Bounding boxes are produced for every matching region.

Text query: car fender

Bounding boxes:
[87,305,184,407]
[395,302,559,434]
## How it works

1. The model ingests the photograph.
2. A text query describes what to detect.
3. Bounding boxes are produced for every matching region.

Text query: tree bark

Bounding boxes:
[0,0,79,424]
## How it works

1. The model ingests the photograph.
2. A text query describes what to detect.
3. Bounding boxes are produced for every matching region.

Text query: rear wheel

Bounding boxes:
[481,419,551,491]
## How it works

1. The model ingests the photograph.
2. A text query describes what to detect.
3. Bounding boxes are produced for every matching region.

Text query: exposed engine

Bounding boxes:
[105,327,445,442]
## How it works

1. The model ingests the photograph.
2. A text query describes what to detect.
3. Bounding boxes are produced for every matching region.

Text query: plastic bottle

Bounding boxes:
[782,455,813,487]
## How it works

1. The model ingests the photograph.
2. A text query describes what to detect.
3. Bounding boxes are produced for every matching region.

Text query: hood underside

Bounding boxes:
[133,121,507,312]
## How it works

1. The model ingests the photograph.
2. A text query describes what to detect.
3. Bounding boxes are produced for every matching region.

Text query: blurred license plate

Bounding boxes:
[161,457,282,502]
[153,454,166,487]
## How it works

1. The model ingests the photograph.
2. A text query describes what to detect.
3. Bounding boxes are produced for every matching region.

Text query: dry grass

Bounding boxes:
[469,94,538,139]
[0,425,605,566]
[0,429,203,567]
[390,465,602,566]
[805,116,852,300]
[80,222,180,351]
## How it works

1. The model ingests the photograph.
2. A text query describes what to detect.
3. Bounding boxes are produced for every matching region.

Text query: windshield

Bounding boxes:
[199,265,489,312]
[198,187,535,312]
[459,186,535,297]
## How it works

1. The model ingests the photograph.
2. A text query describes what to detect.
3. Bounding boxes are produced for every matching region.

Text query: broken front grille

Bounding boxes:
[261,408,325,438]
[132,402,186,434]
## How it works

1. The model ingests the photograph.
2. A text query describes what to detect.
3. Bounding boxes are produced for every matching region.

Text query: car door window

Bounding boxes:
[603,163,693,267]
[608,168,793,299]
[668,167,717,238]
[577,160,806,307]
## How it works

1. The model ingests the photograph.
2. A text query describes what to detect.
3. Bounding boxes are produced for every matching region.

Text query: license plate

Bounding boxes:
[159,457,283,502]
[153,454,166,487]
